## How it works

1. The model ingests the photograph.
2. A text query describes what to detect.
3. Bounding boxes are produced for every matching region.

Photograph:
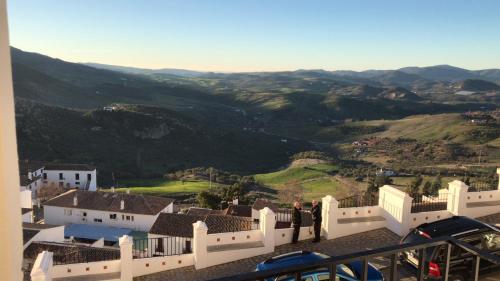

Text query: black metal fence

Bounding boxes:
[338,193,379,208]
[52,247,120,265]
[468,181,496,192]
[133,237,192,259]
[411,193,449,213]
[208,236,500,281]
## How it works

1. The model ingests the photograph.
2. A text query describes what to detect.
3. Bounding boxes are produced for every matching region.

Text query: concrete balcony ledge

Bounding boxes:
[337,216,386,224]
[466,200,500,208]
[207,241,265,253]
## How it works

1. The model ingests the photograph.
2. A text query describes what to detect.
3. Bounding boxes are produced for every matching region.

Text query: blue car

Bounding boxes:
[256,251,384,281]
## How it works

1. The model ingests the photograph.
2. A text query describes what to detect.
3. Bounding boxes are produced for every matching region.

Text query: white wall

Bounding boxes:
[24,226,66,250]
[20,189,32,208]
[22,211,33,223]
[274,226,315,246]
[334,206,387,238]
[43,169,97,191]
[207,230,262,246]
[0,2,24,279]
[51,259,121,279]
[44,205,171,232]
[132,254,194,277]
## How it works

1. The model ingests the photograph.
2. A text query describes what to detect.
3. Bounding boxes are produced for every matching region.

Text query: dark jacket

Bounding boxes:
[311,205,322,222]
[292,207,302,226]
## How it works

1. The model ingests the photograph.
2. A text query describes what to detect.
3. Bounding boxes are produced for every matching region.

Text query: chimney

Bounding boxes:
[120,199,125,210]
[28,172,32,180]
[126,189,130,194]
[232,197,239,206]
[111,187,115,193]
[73,195,78,206]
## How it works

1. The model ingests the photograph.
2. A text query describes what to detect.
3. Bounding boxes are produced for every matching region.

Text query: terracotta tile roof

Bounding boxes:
[186,207,223,216]
[23,229,39,244]
[43,163,96,171]
[149,213,254,238]
[24,242,120,264]
[23,222,61,230]
[252,199,278,212]
[18,160,45,175]
[43,190,174,215]
[223,205,252,217]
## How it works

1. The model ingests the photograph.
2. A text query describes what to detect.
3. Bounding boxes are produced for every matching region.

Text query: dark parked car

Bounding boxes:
[256,251,384,281]
[400,216,500,281]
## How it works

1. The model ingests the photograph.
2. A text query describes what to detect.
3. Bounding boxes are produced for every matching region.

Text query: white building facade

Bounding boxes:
[42,164,97,191]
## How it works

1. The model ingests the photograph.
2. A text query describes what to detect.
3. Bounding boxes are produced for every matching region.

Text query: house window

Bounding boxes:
[94,218,102,223]
[131,216,134,221]
[59,173,63,180]
[75,173,80,180]
[64,209,72,216]
[34,181,37,186]
[82,212,87,217]
[43,173,47,180]
[75,182,80,185]
[110,214,117,220]
[122,214,125,220]
[126,215,131,221]
[87,174,92,181]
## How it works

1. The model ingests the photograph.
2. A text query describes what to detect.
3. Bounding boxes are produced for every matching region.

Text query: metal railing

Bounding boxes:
[50,246,120,265]
[133,236,192,259]
[468,181,497,192]
[209,236,500,281]
[338,193,379,208]
[411,193,449,213]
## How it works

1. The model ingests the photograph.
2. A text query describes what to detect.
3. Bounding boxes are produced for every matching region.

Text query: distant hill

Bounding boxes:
[84,62,206,77]
[459,79,500,92]
[15,100,310,183]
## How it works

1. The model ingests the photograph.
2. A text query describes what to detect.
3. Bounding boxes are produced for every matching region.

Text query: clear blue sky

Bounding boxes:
[7,0,500,72]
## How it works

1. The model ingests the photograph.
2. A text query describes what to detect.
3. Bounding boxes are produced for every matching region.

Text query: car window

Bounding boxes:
[482,232,500,251]
[339,264,355,277]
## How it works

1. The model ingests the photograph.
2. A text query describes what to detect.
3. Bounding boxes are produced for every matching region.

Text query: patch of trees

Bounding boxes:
[290,151,333,161]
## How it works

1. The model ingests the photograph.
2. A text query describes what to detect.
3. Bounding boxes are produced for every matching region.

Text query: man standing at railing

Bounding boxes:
[291,201,302,244]
[311,200,322,243]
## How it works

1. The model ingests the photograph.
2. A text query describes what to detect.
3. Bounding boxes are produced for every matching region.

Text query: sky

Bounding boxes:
[7,0,500,72]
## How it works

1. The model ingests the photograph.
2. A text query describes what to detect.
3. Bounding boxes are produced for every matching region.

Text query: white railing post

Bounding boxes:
[119,235,133,281]
[448,180,469,216]
[192,220,208,269]
[30,251,53,281]
[497,168,500,190]
[379,185,413,236]
[260,207,276,251]
[321,195,338,240]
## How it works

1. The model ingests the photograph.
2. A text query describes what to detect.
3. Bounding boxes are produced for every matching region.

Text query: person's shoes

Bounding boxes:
[291,241,298,244]
[312,239,320,243]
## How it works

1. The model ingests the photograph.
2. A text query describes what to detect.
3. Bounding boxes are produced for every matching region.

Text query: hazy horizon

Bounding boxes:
[8,0,500,72]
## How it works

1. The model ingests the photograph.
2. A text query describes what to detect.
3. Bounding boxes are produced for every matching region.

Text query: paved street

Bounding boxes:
[136,213,500,281]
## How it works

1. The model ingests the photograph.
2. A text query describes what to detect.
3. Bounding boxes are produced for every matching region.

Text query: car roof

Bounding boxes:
[257,251,329,271]
[416,216,489,238]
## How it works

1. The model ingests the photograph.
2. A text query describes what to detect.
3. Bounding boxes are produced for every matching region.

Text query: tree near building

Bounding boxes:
[431,174,442,194]
[407,174,423,195]
[422,181,432,196]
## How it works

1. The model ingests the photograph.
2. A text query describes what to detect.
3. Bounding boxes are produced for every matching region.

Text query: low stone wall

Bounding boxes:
[52,259,121,279]
[207,230,262,246]
[274,226,314,246]
[132,254,194,277]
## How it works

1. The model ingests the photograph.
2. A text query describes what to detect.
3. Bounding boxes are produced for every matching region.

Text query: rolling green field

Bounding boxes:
[110,179,218,197]
[254,163,355,201]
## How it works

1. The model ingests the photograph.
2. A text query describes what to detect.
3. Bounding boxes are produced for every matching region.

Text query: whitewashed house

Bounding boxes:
[43,190,174,232]
[41,163,97,191]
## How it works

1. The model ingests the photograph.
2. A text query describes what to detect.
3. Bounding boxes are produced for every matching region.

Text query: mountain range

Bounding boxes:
[10,47,499,182]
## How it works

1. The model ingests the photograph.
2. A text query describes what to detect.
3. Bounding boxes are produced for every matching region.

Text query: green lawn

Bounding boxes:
[254,163,338,186]
[110,179,215,196]
[301,178,341,202]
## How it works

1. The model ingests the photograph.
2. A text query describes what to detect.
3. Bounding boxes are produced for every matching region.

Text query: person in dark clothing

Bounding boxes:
[291,201,302,244]
[311,200,322,242]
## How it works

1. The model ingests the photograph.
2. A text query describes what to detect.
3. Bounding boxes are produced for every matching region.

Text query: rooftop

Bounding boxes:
[186,207,223,216]
[64,224,137,242]
[20,174,41,186]
[252,199,278,212]
[43,190,174,215]
[150,213,254,238]
[223,204,252,217]
[43,163,96,171]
